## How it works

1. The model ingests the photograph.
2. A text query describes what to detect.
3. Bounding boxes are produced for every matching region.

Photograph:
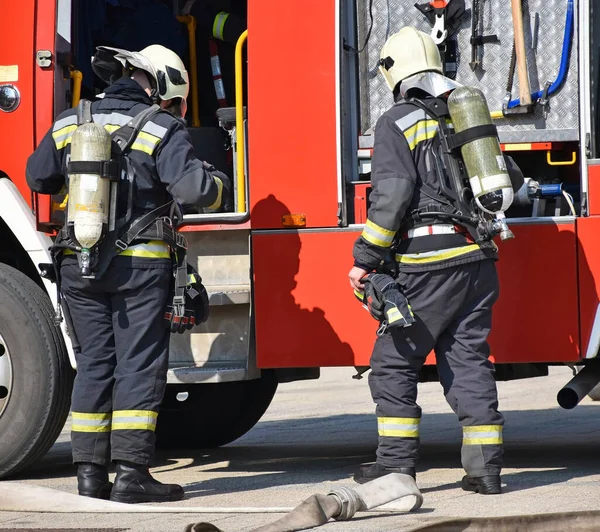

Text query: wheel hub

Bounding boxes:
[0,333,13,418]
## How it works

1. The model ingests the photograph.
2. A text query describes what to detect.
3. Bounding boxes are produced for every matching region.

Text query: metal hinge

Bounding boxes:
[36,50,53,68]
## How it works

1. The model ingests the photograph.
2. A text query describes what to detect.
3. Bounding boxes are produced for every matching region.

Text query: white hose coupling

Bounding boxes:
[327,487,361,521]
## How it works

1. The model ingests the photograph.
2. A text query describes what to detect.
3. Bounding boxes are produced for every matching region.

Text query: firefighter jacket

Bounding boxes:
[353,94,524,273]
[26,77,227,218]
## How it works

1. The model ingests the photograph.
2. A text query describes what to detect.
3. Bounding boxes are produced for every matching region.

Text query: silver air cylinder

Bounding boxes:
[67,123,112,250]
[448,86,514,215]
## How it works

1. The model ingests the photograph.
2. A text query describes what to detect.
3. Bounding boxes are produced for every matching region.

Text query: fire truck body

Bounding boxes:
[0,0,598,478]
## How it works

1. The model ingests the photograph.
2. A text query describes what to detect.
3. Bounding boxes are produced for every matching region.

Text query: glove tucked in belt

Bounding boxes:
[165,263,210,334]
[355,273,415,335]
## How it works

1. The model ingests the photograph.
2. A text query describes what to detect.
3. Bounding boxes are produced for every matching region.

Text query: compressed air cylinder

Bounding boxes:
[447,86,514,214]
[67,123,111,249]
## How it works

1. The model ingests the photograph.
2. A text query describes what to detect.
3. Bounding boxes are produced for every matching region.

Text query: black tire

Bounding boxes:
[588,385,600,401]
[155,371,278,449]
[0,263,74,478]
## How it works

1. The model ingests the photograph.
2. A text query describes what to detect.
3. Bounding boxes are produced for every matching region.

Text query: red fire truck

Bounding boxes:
[0,0,597,478]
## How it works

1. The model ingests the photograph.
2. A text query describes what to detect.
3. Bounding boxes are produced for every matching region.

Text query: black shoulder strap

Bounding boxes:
[76,99,93,126]
[406,96,450,120]
[409,96,498,151]
[111,104,162,154]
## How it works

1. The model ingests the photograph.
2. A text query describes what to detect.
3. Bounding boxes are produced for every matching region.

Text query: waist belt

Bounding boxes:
[401,224,469,239]
[62,239,170,259]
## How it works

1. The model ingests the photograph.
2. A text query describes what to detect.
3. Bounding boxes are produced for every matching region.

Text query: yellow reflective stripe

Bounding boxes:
[136,131,161,145]
[113,410,158,419]
[212,11,230,40]
[354,290,364,301]
[119,240,170,259]
[72,424,111,433]
[378,417,420,438]
[112,422,157,430]
[207,176,224,211]
[71,412,112,433]
[130,142,154,155]
[463,425,503,445]
[396,244,480,264]
[52,124,77,139]
[386,307,403,323]
[361,219,395,248]
[52,124,77,150]
[65,241,170,259]
[72,412,112,420]
[403,120,438,151]
[112,410,158,432]
[134,131,161,155]
[102,124,121,134]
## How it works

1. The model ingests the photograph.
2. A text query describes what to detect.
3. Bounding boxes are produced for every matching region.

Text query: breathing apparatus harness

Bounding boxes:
[44,99,209,338]
[401,95,509,246]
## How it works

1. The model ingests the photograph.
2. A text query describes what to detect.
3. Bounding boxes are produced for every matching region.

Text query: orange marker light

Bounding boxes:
[282,214,307,228]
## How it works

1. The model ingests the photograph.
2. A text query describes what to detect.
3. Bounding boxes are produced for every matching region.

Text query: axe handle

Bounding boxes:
[511,0,532,105]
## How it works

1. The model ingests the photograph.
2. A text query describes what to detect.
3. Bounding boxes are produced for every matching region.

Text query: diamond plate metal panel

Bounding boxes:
[357,0,579,143]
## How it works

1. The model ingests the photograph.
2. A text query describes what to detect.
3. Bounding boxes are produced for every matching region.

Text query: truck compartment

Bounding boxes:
[347,0,587,226]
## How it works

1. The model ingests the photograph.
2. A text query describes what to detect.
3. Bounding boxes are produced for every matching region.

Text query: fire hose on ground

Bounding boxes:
[0,473,423,532]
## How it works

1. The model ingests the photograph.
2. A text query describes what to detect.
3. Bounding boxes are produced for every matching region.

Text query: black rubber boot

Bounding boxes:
[353,463,416,484]
[461,474,502,494]
[110,461,185,504]
[77,462,112,500]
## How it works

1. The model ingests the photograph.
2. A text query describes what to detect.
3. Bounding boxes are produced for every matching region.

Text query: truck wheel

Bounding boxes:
[588,384,600,401]
[0,264,74,478]
[155,371,277,449]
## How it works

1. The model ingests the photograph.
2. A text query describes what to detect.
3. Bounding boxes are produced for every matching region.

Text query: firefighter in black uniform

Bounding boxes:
[349,27,524,495]
[26,45,230,503]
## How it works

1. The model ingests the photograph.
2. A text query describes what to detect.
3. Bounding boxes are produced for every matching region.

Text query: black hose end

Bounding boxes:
[557,388,578,410]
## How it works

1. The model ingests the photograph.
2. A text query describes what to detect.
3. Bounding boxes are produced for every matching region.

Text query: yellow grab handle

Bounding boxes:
[547,151,577,166]
[235,30,248,213]
[70,70,82,108]
[177,15,200,127]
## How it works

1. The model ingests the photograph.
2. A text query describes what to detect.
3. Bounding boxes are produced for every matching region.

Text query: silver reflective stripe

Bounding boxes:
[112,416,156,425]
[397,247,460,259]
[464,431,500,440]
[53,130,73,145]
[127,242,169,253]
[404,121,438,147]
[395,109,427,132]
[141,121,168,139]
[363,224,394,245]
[92,112,131,128]
[378,422,419,432]
[53,114,78,132]
[132,136,158,150]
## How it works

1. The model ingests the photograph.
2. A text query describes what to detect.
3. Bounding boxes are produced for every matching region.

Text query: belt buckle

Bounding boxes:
[115,239,128,251]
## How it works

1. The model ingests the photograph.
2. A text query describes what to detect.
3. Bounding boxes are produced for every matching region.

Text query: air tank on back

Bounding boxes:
[67,123,111,250]
[447,86,514,217]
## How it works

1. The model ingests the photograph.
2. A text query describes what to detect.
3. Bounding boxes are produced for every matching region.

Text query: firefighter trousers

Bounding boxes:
[60,256,172,466]
[368,259,504,477]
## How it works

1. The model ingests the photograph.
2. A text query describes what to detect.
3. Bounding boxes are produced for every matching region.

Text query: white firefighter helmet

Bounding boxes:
[92,44,189,101]
[378,27,443,91]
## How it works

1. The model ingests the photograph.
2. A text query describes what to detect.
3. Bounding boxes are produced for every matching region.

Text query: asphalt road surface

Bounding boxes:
[1,366,600,531]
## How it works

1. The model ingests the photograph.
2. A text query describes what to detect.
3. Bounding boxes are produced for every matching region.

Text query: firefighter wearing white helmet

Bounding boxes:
[26,44,230,503]
[350,27,525,494]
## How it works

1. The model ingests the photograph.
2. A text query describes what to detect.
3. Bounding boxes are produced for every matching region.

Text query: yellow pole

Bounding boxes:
[235,30,248,213]
[177,15,200,127]
[70,70,83,108]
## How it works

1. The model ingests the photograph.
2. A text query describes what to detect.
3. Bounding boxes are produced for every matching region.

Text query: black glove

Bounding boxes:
[355,273,415,335]
[164,263,210,334]
[203,161,232,212]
